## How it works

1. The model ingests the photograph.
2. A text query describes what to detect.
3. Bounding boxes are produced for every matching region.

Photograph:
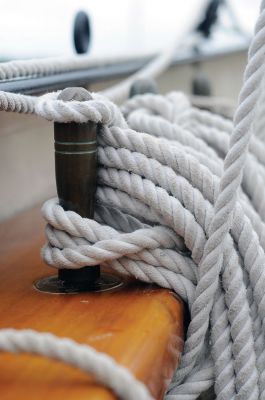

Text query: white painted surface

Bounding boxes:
[0,0,259,60]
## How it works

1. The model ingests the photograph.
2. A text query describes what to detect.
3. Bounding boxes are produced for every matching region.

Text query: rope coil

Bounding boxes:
[40,86,265,399]
[1,1,265,398]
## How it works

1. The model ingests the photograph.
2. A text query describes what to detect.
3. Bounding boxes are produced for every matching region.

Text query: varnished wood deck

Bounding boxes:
[0,206,184,399]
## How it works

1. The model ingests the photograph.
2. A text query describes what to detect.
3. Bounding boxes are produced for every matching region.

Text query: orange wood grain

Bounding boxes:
[0,206,184,400]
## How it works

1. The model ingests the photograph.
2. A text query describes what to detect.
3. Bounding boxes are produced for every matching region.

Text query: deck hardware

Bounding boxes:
[129,79,159,98]
[36,87,122,293]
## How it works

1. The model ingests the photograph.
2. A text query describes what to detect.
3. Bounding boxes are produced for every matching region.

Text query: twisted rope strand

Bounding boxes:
[0,329,153,400]
[1,3,265,398]
[37,86,265,399]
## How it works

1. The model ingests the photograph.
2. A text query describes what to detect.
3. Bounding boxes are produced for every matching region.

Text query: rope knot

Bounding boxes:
[35,91,127,127]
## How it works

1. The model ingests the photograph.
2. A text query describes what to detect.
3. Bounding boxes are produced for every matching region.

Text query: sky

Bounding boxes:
[0,0,260,61]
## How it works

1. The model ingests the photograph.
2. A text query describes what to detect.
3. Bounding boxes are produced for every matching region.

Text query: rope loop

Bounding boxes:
[35,91,127,126]
[40,84,265,399]
[2,2,265,398]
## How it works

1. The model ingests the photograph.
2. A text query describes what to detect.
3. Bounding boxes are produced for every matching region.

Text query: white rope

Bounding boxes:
[0,39,191,108]
[1,1,265,399]
[38,88,265,399]
[0,35,189,105]
[0,53,150,81]
[0,329,153,400]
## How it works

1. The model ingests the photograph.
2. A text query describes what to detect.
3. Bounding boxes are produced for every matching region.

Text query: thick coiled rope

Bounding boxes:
[39,86,265,399]
[1,1,265,399]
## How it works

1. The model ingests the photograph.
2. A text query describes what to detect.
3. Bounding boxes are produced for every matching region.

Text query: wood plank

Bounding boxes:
[0,206,184,399]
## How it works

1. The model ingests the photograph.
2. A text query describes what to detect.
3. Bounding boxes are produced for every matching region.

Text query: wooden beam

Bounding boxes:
[0,206,184,399]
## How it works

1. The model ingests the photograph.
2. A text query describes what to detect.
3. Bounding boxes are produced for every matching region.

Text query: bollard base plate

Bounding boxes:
[34,272,123,294]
